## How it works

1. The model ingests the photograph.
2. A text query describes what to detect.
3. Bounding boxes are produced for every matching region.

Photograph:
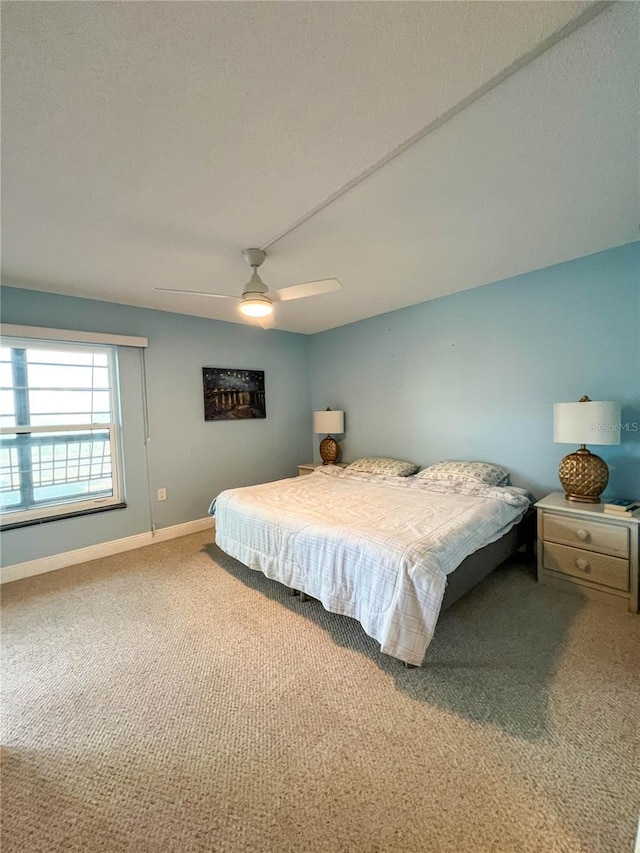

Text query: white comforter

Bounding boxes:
[212,467,529,665]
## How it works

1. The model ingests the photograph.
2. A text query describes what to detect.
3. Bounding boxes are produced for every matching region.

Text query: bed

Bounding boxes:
[211,466,532,666]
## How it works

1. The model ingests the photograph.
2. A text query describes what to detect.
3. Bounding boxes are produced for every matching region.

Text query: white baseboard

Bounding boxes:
[0,517,214,585]
[151,517,213,543]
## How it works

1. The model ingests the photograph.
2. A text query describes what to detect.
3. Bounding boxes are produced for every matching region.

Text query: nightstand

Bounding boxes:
[536,493,639,612]
[297,463,348,476]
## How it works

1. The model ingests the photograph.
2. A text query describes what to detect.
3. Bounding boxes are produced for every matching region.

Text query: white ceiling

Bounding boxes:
[2,1,638,334]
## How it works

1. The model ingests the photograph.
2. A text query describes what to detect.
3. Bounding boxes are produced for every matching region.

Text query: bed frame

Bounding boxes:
[441,506,535,611]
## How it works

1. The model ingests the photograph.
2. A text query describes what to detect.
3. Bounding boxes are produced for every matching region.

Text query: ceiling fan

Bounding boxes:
[154,249,341,328]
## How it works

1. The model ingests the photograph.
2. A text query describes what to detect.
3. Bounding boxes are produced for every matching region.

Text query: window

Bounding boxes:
[0,339,125,527]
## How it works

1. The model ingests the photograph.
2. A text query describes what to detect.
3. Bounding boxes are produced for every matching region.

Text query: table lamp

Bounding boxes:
[553,396,621,503]
[313,407,345,464]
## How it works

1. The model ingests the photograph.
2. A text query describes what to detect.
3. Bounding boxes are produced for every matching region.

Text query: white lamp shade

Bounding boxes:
[314,409,344,435]
[553,400,621,446]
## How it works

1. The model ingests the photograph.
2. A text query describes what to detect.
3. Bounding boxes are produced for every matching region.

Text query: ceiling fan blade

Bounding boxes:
[257,313,276,330]
[153,287,239,300]
[271,278,342,303]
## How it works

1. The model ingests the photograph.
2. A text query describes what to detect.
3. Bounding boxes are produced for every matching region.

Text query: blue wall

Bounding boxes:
[1,289,313,565]
[309,242,640,498]
[2,242,638,567]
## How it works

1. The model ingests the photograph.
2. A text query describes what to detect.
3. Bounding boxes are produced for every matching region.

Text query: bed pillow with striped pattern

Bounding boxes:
[416,460,509,486]
[347,457,419,477]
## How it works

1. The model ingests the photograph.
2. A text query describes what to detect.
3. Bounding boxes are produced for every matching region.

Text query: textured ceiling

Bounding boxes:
[1,1,638,334]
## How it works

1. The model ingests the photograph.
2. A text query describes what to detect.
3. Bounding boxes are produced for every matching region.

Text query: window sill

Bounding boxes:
[0,502,128,531]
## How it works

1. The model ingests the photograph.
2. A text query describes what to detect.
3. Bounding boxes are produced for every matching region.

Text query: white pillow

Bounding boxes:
[416,460,509,486]
[347,457,419,477]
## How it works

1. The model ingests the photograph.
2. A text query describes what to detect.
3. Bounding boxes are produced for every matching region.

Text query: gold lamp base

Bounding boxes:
[558,445,609,503]
[319,435,340,465]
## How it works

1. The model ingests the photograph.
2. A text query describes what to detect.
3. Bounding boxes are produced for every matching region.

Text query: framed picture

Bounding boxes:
[202,367,266,421]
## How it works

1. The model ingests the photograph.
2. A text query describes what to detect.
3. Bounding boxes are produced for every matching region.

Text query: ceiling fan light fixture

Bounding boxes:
[238,294,273,318]
[153,246,338,327]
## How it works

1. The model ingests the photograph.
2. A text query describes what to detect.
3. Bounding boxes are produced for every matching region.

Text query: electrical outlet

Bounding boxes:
[157,487,167,501]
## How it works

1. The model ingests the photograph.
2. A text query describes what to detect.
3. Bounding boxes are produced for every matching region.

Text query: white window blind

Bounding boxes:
[0,337,127,526]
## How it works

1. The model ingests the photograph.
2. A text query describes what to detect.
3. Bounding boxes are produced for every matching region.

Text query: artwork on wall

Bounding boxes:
[202,368,266,421]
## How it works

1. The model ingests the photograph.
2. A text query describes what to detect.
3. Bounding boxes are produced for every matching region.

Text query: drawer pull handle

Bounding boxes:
[575,528,590,541]
[576,558,590,572]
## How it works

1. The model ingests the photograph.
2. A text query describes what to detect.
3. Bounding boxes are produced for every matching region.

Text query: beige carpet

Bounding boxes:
[1,531,639,853]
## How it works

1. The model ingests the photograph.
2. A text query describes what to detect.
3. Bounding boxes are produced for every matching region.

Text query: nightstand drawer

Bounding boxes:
[543,514,629,558]
[543,542,629,592]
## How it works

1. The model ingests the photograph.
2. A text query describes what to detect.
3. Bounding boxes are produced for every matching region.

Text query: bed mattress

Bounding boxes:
[212,467,529,665]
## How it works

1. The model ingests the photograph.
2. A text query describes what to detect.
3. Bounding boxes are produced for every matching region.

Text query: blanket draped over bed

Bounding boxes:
[211,467,529,665]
